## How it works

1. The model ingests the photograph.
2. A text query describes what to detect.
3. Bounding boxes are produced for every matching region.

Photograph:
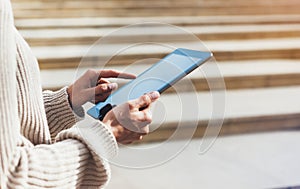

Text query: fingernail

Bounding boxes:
[149,91,160,99]
[108,83,117,90]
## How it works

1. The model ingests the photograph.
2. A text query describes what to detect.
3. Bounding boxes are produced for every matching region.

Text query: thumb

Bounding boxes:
[134,91,160,109]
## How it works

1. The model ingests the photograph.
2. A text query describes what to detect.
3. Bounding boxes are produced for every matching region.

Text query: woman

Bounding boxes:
[0,0,159,188]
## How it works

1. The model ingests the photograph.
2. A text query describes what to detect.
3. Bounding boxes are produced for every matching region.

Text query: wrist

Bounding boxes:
[66,86,73,108]
[67,85,81,110]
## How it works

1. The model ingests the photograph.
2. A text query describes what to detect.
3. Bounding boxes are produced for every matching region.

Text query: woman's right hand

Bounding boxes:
[102,91,160,144]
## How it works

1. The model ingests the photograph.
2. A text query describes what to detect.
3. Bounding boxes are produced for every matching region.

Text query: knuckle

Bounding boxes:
[141,95,151,104]
[146,129,150,134]
[140,111,152,123]
[127,102,135,109]
[142,127,150,135]
[144,111,152,122]
[134,133,141,139]
[86,69,94,75]
[86,69,98,78]
[99,84,108,91]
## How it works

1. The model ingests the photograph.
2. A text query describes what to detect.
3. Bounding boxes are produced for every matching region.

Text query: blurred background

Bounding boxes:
[11,0,300,188]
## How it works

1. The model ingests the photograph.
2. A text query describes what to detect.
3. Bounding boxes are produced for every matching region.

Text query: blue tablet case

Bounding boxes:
[87,48,212,120]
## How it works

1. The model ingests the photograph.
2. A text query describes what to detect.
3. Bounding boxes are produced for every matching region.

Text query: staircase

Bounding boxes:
[11,0,300,18]
[11,0,300,142]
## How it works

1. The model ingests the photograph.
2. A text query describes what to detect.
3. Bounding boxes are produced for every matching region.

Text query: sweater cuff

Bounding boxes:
[56,115,118,160]
[75,116,118,160]
[43,87,85,138]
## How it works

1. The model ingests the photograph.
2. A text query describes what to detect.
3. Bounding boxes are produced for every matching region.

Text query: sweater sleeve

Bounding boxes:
[6,122,118,189]
[43,87,85,139]
[0,1,118,188]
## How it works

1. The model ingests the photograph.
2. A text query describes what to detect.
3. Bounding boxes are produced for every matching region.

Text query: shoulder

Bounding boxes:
[0,0,14,22]
[0,0,16,69]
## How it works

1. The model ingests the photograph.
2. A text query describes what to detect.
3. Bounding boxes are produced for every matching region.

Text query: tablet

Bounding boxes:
[87,48,213,120]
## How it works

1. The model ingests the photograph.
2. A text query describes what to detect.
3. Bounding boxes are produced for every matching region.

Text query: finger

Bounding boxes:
[135,111,152,124]
[115,126,130,137]
[94,93,111,103]
[139,125,150,135]
[97,78,110,85]
[85,83,117,100]
[121,133,143,144]
[122,141,133,145]
[117,132,137,144]
[130,91,160,109]
[99,69,136,79]
[94,83,118,95]
[121,136,144,144]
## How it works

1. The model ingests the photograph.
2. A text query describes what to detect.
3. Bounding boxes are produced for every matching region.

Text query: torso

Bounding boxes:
[15,30,51,145]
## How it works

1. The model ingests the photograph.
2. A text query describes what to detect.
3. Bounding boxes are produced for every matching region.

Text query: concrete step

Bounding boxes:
[135,86,300,142]
[40,59,300,92]
[31,38,300,69]
[21,24,300,46]
[106,131,300,188]
[12,7,300,19]
[81,86,300,142]
[11,0,300,18]
[11,0,300,3]
[15,15,300,30]
[12,0,300,10]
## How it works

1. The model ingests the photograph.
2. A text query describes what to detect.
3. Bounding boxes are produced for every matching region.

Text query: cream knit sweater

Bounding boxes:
[0,0,118,188]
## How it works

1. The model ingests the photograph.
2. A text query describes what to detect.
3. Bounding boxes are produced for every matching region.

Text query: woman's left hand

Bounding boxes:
[67,69,136,110]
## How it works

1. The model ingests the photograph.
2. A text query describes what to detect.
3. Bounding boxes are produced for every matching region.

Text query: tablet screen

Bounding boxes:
[88,48,212,119]
[110,53,202,104]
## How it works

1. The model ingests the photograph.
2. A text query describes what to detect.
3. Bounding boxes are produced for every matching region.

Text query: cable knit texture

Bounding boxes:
[0,0,118,188]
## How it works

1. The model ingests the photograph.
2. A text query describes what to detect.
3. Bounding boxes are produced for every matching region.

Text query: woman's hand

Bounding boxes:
[67,69,136,110]
[102,91,160,144]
